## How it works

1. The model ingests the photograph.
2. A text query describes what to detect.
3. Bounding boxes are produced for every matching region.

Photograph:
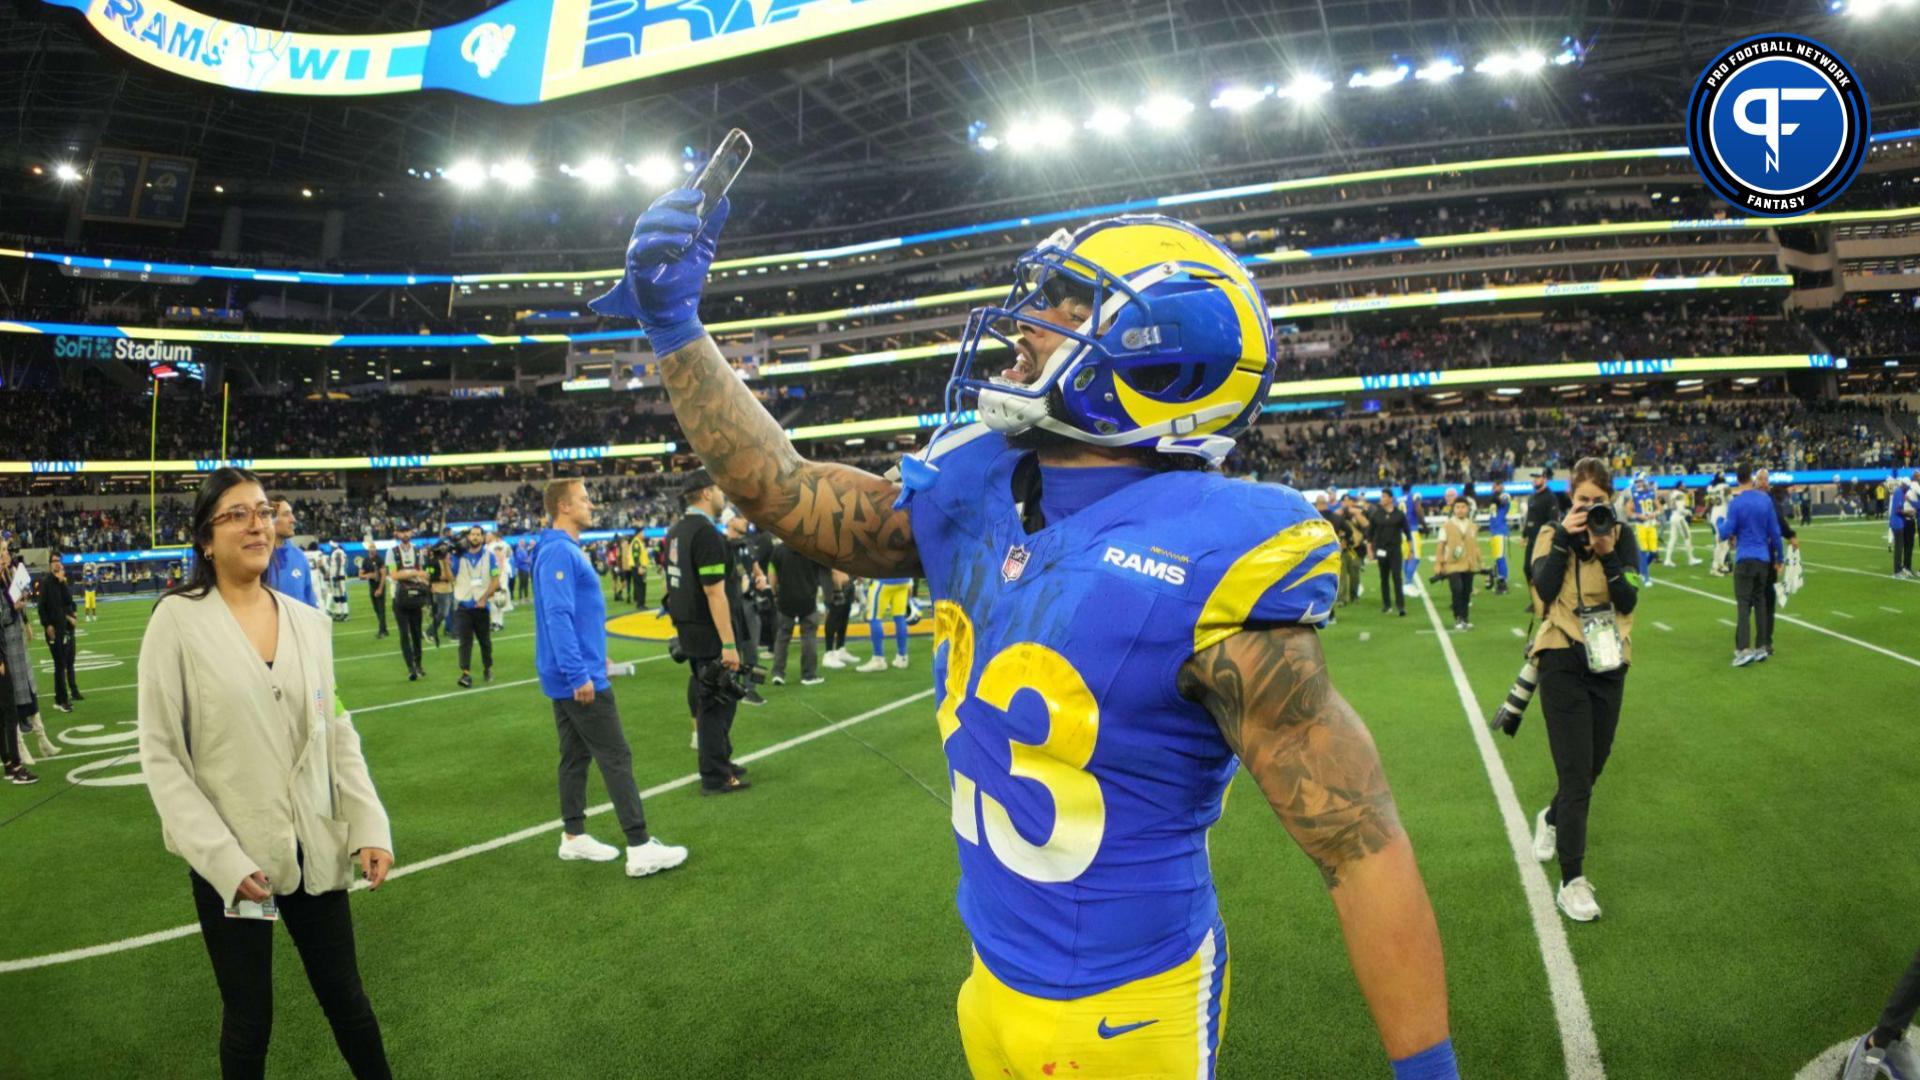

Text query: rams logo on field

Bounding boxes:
[1101,545,1188,586]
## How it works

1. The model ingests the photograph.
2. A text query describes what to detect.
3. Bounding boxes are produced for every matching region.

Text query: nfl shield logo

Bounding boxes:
[1001,545,1031,582]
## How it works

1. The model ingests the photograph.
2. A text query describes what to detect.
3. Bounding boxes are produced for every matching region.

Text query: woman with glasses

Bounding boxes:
[138,468,395,1080]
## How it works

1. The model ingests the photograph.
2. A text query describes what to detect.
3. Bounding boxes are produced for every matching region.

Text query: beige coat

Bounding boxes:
[138,588,391,905]
[1434,516,1484,575]
[1526,528,1635,664]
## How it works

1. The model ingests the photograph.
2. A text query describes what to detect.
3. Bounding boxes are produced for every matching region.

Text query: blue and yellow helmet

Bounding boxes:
[945,215,1273,465]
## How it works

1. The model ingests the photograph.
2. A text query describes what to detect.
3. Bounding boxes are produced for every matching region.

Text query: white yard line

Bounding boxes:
[1653,622,1674,632]
[0,686,936,974]
[1414,583,1606,1079]
[1828,610,1856,620]
[1358,631,1371,642]
[36,632,544,696]
[1659,579,1920,670]
[1800,560,1917,584]
[1882,607,1904,615]
[1509,626,1525,638]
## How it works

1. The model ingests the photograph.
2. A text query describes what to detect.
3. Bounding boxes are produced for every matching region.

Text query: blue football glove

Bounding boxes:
[588,188,730,357]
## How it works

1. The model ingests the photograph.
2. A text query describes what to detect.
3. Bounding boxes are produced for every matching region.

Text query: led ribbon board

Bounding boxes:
[3,274,1797,351]
[0,352,1839,475]
[41,0,995,105]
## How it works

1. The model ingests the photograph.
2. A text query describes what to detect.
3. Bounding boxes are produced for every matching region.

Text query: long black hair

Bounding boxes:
[161,467,266,603]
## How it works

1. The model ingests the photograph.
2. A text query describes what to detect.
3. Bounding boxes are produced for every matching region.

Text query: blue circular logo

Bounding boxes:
[1688,34,1869,216]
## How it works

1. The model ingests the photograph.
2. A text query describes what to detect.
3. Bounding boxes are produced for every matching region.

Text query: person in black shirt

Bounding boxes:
[37,557,81,711]
[359,548,389,638]
[723,514,770,704]
[820,569,856,668]
[1523,468,1571,584]
[1368,492,1408,617]
[767,541,826,686]
[664,471,749,794]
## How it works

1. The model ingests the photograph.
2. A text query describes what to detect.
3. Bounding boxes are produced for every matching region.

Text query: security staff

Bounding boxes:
[359,543,389,639]
[1522,468,1570,584]
[664,471,750,795]
[1367,491,1408,617]
[723,513,770,705]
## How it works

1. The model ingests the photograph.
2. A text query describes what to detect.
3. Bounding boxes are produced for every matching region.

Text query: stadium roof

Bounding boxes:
[0,0,1846,188]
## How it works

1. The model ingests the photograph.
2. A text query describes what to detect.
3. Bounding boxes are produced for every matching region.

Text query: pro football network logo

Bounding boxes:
[1687,34,1869,216]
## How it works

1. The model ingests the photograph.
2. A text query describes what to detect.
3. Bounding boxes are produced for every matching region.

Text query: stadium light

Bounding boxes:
[975,134,1002,152]
[1083,106,1131,136]
[301,188,313,198]
[53,162,83,183]
[1349,64,1410,90]
[1278,73,1333,104]
[575,157,617,188]
[1415,58,1465,83]
[1476,50,1548,76]
[630,155,678,187]
[1209,84,1273,111]
[445,160,486,189]
[1004,114,1065,152]
[490,160,535,189]
[1135,94,1194,129]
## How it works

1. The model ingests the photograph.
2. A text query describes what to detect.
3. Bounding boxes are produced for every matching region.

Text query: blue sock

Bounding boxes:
[1495,555,1509,582]
[1640,551,1654,580]
[869,621,885,656]
[893,617,909,657]
[1404,557,1419,584]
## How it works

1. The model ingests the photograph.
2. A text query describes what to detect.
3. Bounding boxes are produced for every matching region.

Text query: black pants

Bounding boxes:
[1897,524,1914,576]
[0,667,19,769]
[824,598,852,651]
[431,593,453,643]
[552,687,650,846]
[1873,946,1920,1045]
[188,871,390,1080]
[1447,572,1473,623]
[1538,647,1627,883]
[1375,549,1405,613]
[631,569,647,610]
[49,628,79,705]
[513,573,530,601]
[393,602,425,672]
[367,584,387,634]
[456,607,492,674]
[1733,558,1775,651]
[771,610,820,680]
[687,657,741,788]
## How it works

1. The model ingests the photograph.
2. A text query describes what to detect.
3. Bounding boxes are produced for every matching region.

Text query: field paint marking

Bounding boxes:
[1653,622,1674,632]
[1717,618,1736,628]
[1807,538,1897,551]
[1509,626,1525,638]
[1413,584,1606,1079]
[1829,610,1856,620]
[1883,607,1904,614]
[0,687,935,974]
[1801,560,1917,584]
[1794,1038,1858,1080]
[1358,631,1371,642]
[1659,579,1920,670]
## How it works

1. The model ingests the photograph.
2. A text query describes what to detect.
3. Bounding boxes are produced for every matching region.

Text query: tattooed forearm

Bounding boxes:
[1179,625,1403,889]
[657,335,920,577]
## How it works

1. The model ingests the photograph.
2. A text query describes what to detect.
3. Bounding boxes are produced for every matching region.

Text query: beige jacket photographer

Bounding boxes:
[138,551,391,907]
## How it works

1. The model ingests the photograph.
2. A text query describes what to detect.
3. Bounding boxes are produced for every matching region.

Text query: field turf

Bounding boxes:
[1,517,1914,1079]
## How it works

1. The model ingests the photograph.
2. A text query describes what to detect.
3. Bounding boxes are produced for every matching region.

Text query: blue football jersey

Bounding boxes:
[1488,493,1511,536]
[1632,490,1660,520]
[909,425,1339,999]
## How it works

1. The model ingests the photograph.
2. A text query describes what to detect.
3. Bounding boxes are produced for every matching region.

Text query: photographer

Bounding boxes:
[383,525,430,680]
[665,471,750,795]
[766,540,826,687]
[723,514,770,705]
[1435,497,1483,631]
[1524,457,1641,924]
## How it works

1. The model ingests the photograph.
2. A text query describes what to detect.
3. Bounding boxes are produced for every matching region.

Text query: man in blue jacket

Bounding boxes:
[1892,471,1915,580]
[1716,464,1784,667]
[261,497,321,608]
[534,477,687,878]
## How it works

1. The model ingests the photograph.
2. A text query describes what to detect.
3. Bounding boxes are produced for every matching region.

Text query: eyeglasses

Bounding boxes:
[209,504,279,529]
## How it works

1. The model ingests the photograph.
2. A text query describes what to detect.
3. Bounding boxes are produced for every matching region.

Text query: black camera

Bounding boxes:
[699,658,764,705]
[1583,503,1617,533]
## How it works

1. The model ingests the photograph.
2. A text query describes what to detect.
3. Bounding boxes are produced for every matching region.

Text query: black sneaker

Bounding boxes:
[9,767,38,786]
[729,763,750,778]
[483,668,493,683]
[741,689,767,707]
[376,630,390,639]
[458,673,473,689]
[701,775,752,796]
[71,693,85,702]
[55,703,73,713]
[408,669,421,681]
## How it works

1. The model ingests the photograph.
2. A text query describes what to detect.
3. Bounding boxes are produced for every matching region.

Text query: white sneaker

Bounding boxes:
[855,656,889,673]
[890,654,910,669]
[557,833,621,863]
[625,837,688,878]
[1556,876,1601,922]
[821,651,846,670]
[690,731,700,750]
[801,675,826,686]
[1532,807,1557,863]
[769,674,786,686]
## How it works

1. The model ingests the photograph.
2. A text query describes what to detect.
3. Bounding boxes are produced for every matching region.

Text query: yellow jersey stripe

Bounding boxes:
[1193,519,1340,653]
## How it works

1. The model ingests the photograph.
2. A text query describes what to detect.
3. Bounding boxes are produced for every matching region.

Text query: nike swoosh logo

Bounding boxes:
[1096,1018,1158,1039]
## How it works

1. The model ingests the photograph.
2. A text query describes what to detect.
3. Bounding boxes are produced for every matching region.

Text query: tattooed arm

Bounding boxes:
[656,335,919,578]
[1180,624,1450,1060]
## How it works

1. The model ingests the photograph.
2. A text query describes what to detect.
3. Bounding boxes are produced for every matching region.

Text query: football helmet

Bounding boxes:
[942,215,1273,465]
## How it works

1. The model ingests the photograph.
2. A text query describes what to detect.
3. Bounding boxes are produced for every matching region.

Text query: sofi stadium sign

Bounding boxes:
[53,336,195,363]
[43,0,996,104]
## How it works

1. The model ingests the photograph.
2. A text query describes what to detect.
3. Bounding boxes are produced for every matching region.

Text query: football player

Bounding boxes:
[1705,472,1733,576]
[855,576,913,672]
[81,561,98,622]
[1629,472,1660,587]
[1484,482,1511,593]
[593,192,1454,1079]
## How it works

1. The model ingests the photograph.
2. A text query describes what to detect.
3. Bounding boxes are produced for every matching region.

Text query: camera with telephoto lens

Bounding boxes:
[1489,659,1539,737]
[699,658,764,705]
[1582,503,1617,534]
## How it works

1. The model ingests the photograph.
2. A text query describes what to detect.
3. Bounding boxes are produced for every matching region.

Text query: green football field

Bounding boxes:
[1,518,1914,1079]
